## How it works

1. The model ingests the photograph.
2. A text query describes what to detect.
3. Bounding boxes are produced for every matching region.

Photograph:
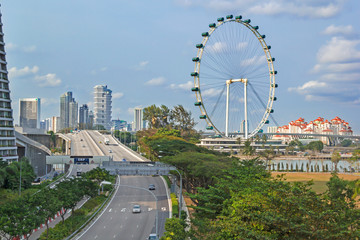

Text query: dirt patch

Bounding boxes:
[272,172,360,182]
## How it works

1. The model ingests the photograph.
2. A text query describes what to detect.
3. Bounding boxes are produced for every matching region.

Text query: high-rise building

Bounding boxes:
[50,116,60,133]
[0,9,18,162]
[88,110,94,129]
[59,91,78,130]
[111,119,127,131]
[93,85,112,130]
[79,104,90,129]
[69,101,78,129]
[19,98,41,129]
[134,108,145,131]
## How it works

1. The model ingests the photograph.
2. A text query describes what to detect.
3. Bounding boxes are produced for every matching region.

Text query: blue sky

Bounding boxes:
[1,0,360,134]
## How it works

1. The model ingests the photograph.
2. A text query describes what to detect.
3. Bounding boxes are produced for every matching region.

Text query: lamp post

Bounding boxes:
[19,158,22,196]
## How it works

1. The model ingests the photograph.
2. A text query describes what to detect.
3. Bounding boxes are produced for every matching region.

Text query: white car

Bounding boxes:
[132,204,141,213]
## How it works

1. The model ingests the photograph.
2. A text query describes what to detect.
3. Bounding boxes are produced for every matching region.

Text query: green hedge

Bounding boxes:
[39,195,107,240]
[171,193,179,217]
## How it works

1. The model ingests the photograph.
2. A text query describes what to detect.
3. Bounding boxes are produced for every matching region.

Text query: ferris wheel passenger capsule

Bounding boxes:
[226,15,233,19]
[217,17,224,22]
[209,23,216,28]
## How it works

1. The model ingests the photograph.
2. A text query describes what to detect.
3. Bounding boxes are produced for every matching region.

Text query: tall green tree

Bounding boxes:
[331,151,341,172]
[160,218,187,240]
[170,105,196,132]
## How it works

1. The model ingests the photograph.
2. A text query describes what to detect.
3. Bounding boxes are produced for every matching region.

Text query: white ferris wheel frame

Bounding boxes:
[192,16,277,139]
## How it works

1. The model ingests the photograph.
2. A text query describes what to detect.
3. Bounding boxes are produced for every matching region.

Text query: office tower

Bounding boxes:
[59,91,78,130]
[79,104,89,129]
[93,85,112,130]
[88,110,94,129]
[69,101,78,129]
[19,98,41,129]
[50,116,60,133]
[0,8,18,162]
[134,108,145,131]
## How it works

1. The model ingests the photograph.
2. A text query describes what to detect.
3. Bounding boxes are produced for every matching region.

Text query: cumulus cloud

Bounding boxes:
[322,25,354,35]
[206,42,227,53]
[139,61,149,67]
[5,43,37,53]
[175,0,344,18]
[289,26,360,104]
[202,88,223,97]
[145,77,166,86]
[35,74,62,87]
[112,92,124,99]
[8,66,39,78]
[317,37,360,64]
[170,81,193,90]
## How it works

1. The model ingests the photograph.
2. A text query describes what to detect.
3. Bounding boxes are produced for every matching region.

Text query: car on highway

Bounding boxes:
[122,158,126,162]
[109,149,112,153]
[80,138,83,141]
[132,204,141,213]
[148,233,158,240]
[148,184,155,190]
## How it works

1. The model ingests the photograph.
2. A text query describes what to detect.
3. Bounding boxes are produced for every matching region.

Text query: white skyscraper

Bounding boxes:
[93,85,112,129]
[19,98,41,129]
[134,108,145,131]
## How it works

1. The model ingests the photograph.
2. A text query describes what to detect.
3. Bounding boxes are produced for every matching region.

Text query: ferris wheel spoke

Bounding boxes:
[192,16,277,137]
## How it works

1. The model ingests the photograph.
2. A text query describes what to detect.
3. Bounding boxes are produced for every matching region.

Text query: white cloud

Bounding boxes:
[206,42,227,53]
[41,98,58,106]
[322,25,354,36]
[240,55,266,67]
[176,0,344,18]
[317,37,360,64]
[145,77,166,86]
[23,45,37,53]
[170,81,193,90]
[288,81,327,93]
[202,88,223,97]
[112,92,124,99]
[6,42,17,51]
[100,67,108,71]
[139,61,149,67]
[35,73,62,87]
[8,66,39,78]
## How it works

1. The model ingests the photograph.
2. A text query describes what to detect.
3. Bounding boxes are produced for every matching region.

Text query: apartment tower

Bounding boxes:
[19,98,41,129]
[0,8,18,162]
[134,107,145,131]
[93,85,112,130]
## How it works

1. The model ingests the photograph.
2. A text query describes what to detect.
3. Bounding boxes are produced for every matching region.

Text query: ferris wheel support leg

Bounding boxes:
[244,80,248,139]
[225,82,230,137]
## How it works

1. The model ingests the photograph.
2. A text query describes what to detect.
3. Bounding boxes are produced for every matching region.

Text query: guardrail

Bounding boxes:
[110,134,149,162]
[66,175,119,240]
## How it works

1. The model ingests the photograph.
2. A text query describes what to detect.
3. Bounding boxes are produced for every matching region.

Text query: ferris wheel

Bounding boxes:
[191,15,277,139]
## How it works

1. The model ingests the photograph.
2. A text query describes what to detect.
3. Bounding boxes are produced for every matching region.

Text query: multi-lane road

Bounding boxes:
[69,130,170,239]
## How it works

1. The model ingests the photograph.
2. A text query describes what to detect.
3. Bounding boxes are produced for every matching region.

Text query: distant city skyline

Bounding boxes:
[1,1,359,134]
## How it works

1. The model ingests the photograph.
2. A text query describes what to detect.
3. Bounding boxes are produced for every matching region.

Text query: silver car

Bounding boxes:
[132,204,141,213]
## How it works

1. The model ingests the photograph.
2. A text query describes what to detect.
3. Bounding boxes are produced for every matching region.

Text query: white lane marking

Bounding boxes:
[121,208,126,212]
[103,225,106,229]
[113,235,116,238]
[148,207,153,211]
[94,235,98,239]
[109,208,112,212]
[160,176,172,218]
[137,225,139,228]
[75,175,121,240]
[161,207,166,211]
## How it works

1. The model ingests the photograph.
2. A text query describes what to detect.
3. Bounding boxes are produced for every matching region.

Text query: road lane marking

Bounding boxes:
[113,235,116,238]
[94,235,98,239]
[121,208,126,212]
[161,207,167,211]
[109,208,112,212]
[148,208,153,211]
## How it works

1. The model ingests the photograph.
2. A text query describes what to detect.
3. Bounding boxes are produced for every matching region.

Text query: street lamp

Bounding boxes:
[19,158,22,196]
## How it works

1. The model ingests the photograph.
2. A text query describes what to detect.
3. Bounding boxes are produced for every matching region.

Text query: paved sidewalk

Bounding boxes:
[27,197,89,240]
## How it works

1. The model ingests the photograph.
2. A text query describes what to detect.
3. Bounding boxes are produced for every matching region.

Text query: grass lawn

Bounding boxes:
[272,172,360,193]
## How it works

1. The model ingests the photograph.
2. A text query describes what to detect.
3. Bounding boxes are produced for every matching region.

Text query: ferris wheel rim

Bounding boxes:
[192,15,277,138]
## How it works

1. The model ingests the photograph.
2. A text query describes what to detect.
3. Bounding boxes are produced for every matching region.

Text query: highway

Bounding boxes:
[68,130,170,239]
